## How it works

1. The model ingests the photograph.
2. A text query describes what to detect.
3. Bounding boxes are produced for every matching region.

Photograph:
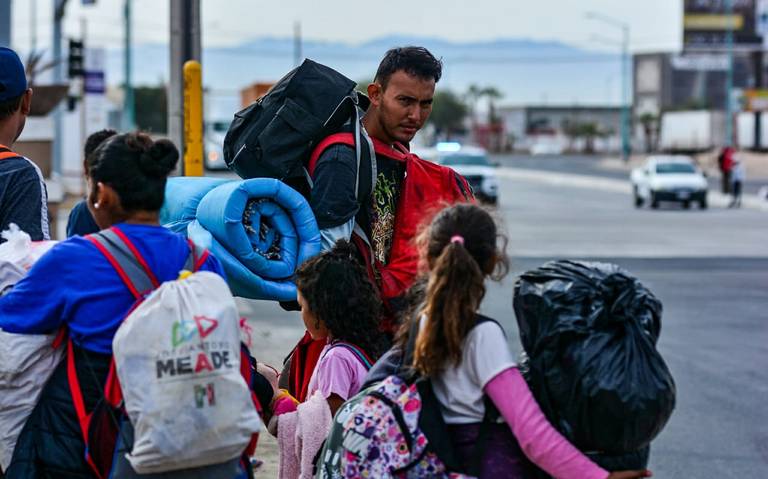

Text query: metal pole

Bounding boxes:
[0,0,10,48]
[621,23,630,162]
[585,11,631,161]
[169,0,201,175]
[294,20,302,67]
[725,0,734,148]
[53,0,68,177]
[80,17,87,156]
[753,50,763,150]
[30,0,36,53]
[123,0,134,131]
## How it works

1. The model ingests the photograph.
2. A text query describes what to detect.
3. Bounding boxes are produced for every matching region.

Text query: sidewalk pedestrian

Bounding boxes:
[0,47,49,242]
[385,203,651,479]
[270,241,386,478]
[730,157,745,208]
[718,146,734,195]
[66,128,117,237]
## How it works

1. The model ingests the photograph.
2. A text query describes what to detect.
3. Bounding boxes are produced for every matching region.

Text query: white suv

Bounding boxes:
[630,156,708,209]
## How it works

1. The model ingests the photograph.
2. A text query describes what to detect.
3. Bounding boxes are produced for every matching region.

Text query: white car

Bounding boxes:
[529,140,565,156]
[630,156,708,209]
[204,120,230,171]
[418,143,500,205]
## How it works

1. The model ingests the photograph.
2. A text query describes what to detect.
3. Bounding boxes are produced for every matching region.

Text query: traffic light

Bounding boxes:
[68,39,85,78]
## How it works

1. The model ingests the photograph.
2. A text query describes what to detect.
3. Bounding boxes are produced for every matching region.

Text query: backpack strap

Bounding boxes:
[186,239,210,272]
[328,341,374,370]
[86,227,158,298]
[307,125,381,202]
[308,132,410,179]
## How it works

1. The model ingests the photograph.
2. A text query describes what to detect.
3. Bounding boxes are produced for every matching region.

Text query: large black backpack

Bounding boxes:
[223,59,372,199]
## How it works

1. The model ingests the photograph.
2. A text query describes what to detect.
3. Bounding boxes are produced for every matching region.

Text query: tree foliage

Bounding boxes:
[428,89,468,138]
[465,84,504,124]
[134,85,168,134]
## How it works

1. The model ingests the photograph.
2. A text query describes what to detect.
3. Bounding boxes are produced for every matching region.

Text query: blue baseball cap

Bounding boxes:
[0,47,28,102]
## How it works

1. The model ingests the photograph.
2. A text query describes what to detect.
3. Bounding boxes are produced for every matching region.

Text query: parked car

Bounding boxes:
[630,155,708,209]
[529,140,565,156]
[204,120,230,171]
[419,143,500,205]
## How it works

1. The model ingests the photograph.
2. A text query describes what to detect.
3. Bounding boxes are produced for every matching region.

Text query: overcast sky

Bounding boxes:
[10,0,683,53]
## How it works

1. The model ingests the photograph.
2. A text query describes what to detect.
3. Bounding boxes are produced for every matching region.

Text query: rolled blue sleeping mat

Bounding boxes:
[187,220,301,301]
[160,177,229,234]
[161,177,321,301]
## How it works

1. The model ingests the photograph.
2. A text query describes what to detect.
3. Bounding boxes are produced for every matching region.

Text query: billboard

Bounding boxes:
[684,0,762,49]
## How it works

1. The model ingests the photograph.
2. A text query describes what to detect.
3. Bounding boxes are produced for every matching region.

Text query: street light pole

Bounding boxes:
[169,0,201,175]
[0,0,11,47]
[53,0,69,177]
[123,0,134,131]
[586,11,631,162]
[621,22,630,163]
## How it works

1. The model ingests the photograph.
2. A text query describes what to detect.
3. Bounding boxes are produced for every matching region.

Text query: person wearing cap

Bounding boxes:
[0,47,49,243]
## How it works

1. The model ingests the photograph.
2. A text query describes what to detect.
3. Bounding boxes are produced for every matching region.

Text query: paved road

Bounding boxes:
[238,163,768,477]
[494,153,768,196]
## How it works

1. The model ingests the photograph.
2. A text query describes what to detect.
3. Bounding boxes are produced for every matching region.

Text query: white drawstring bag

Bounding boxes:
[0,330,64,470]
[0,223,57,293]
[0,224,62,470]
[112,271,262,474]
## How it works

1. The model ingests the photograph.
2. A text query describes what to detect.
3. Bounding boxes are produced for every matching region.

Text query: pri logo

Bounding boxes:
[172,315,219,347]
[194,383,216,408]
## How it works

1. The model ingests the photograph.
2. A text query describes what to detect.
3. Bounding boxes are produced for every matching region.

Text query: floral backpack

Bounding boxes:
[315,316,500,478]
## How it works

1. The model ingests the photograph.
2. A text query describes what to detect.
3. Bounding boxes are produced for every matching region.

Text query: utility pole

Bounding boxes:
[80,17,87,160]
[586,11,631,162]
[30,0,37,53]
[621,23,630,163]
[294,20,302,67]
[53,0,69,177]
[123,0,134,131]
[752,50,763,150]
[0,0,11,48]
[169,0,201,175]
[725,0,734,148]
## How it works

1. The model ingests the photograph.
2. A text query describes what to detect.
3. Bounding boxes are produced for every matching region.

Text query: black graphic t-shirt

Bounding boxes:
[310,141,404,264]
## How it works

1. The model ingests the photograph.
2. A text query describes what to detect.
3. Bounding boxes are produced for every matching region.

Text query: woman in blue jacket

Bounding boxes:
[0,132,227,478]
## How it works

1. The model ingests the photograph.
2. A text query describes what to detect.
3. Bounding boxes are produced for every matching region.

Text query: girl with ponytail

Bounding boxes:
[400,203,651,479]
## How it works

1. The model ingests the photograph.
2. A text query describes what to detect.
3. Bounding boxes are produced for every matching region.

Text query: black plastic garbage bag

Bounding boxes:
[513,260,676,457]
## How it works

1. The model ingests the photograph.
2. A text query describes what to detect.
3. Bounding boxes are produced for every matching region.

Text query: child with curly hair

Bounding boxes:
[270,241,386,478]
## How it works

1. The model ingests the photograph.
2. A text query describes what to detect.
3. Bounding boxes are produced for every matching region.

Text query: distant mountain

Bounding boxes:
[103,35,622,119]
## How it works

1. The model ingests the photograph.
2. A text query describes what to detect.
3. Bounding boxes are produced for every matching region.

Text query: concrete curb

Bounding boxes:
[496,167,768,211]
